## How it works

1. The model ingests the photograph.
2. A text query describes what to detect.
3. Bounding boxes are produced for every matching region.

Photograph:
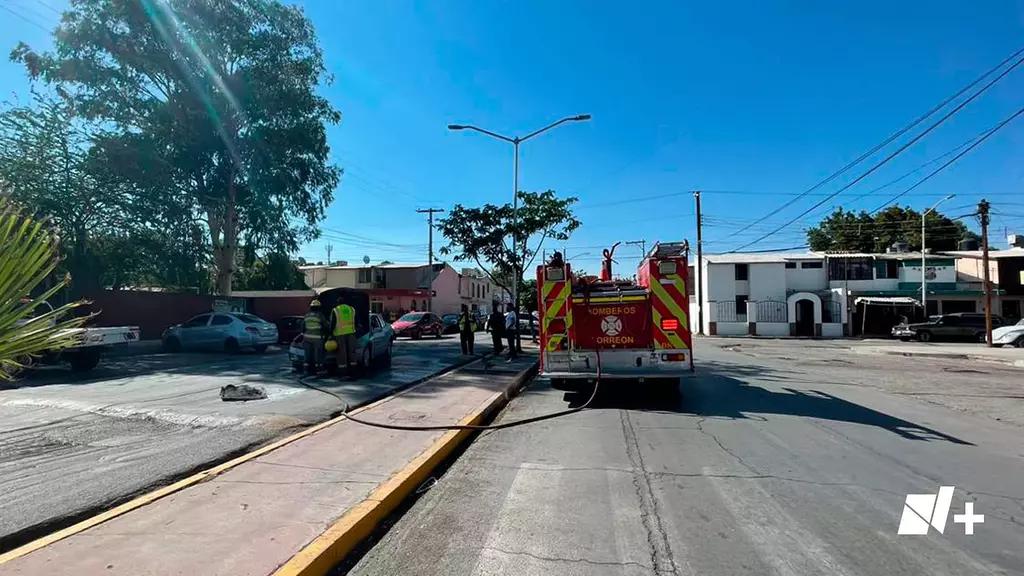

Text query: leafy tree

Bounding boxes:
[13,0,342,295]
[235,252,306,290]
[518,278,538,312]
[0,92,131,295]
[0,198,88,379]
[438,190,580,301]
[806,205,975,252]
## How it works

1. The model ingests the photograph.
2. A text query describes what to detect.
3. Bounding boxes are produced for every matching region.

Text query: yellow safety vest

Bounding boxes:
[332,304,356,336]
[303,312,323,339]
[458,314,468,331]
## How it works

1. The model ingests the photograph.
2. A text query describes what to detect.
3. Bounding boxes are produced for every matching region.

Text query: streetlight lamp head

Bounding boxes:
[573,114,592,121]
[447,124,465,130]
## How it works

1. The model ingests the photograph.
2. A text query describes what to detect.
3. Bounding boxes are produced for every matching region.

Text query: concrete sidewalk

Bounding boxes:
[0,354,538,576]
[850,340,1024,368]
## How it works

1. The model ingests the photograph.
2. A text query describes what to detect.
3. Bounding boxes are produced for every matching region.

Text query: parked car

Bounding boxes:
[289,313,395,371]
[441,313,461,334]
[992,318,1024,347]
[892,312,1004,343]
[162,312,278,353]
[275,315,304,344]
[391,312,444,339]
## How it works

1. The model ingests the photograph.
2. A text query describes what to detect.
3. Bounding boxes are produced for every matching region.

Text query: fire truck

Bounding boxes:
[537,241,693,383]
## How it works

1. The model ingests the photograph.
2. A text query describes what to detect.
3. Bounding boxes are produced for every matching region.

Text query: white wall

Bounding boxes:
[716,322,749,336]
[703,263,737,334]
[748,263,786,300]
[821,324,844,338]
[829,278,898,291]
[900,263,956,283]
[757,323,789,337]
[786,262,827,291]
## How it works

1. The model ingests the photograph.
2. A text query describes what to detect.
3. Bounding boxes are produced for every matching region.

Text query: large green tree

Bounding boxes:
[806,205,977,252]
[13,0,341,295]
[438,190,580,301]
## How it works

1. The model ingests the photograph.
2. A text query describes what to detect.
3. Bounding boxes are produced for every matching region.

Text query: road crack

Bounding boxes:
[620,410,679,576]
[482,545,653,570]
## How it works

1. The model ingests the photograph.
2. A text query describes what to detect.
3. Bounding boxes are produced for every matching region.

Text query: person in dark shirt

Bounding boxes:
[488,302,505,356]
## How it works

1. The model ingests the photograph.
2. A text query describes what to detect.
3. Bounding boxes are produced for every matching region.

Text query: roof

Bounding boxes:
[703,251,821,264]
[939,249,1024,260]
[855,296,920,306]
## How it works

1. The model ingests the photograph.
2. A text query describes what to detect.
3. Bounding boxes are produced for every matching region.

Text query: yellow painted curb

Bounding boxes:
[0,360,481,567]
[272,362,537,576]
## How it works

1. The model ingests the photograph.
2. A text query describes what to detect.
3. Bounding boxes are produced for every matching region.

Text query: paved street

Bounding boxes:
[351,338,1024,576]
[0,337,468,549]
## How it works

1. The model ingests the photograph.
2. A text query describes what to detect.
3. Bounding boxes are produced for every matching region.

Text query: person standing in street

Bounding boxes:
[331,300,358,377]
[302,299,327,374]
[504,303,518,360]
[458,304,475,355]
[489,303,505,356]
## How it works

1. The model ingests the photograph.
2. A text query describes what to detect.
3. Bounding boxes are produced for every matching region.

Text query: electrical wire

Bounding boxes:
[295,350,603,431]
[726,45,1024,243]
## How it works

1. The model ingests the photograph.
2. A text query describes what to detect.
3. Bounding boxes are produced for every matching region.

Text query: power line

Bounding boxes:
[729,51,1024,252]
[870,104,1024,213]
[726,45,1024,242]
[0,3,50,32]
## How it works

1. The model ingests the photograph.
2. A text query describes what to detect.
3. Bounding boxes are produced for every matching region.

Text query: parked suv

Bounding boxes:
[894,312,1004,343]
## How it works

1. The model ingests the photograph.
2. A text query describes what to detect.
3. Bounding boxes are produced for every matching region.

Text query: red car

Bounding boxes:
[391,312,444,339]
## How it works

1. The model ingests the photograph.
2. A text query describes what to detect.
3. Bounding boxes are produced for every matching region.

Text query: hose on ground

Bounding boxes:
[295,349,602,432]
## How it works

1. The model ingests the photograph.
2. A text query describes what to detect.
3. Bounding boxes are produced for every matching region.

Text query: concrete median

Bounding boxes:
[0,354,538,576]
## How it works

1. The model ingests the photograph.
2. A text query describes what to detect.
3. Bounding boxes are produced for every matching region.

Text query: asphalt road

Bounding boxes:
[0,336,469,549]
[350,338,1024,576]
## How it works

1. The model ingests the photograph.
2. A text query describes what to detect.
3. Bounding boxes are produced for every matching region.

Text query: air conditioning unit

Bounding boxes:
[1008,234,1024,248]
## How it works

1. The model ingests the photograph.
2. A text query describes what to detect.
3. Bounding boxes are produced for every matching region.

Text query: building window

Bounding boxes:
[785,262,797,269]
[800,261,823,269]
[876,260,899,279]
[735,295,749,320]
[735,264,749,281]
[828,257,872,281]
[358,268,372,283]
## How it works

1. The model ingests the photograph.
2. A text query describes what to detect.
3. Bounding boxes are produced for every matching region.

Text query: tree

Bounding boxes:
[806,205,975,252]
[235,252,306,290]
[437,190,580,300]
[0,92,132,295]
[13,0,341,295]
[0,198,88,379]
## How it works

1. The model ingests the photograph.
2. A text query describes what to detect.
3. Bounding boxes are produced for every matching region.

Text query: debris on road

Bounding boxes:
[220,384,267,402]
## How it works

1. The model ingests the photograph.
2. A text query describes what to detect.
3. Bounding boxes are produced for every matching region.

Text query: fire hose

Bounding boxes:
[296,349,602,432]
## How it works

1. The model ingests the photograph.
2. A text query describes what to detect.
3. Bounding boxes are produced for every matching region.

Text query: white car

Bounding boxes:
[992,318,1024,347]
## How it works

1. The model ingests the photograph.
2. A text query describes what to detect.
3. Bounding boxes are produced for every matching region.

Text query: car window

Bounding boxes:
[399,313,425,322]
[371,316,383,330]
[211,314,233,326]
[941,316,959,326]
[234,313,265,324]
[183,314,211,328]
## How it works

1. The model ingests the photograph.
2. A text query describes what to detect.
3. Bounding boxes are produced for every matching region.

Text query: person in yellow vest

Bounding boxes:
[331,301,358,375]
[302,299,327,374]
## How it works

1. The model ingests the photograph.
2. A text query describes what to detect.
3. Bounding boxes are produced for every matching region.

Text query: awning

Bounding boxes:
[854,296,920,306]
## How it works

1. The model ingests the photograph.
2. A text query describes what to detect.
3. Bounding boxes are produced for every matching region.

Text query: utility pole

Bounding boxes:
[694,191,704,335]
[417,208,445,312]
[979,199,992,346]
[325,243,333,266]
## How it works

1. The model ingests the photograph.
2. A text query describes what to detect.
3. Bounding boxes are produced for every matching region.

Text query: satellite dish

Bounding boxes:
[363,255,370,265]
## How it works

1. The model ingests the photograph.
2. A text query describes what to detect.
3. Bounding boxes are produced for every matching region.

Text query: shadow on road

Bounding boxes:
[561,360,972,445]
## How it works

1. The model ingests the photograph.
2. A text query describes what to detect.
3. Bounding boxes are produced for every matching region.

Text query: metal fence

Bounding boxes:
[714,300,740,322]
[756,299,788,323]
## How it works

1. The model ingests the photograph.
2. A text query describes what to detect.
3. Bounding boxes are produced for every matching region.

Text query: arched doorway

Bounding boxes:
[794,299,815,337]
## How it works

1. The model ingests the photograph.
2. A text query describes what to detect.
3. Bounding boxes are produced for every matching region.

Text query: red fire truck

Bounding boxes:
[537,241,694,383]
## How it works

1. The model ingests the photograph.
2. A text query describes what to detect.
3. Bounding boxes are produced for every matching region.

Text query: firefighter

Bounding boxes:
[488,302,505,355]
[303,300,327,374]
[458,304,475,355]
[331,300,358,376]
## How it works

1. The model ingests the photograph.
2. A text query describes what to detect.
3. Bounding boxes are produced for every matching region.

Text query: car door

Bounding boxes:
[209,314,236,349]
[935,316,958,339]
[369,315,388,359]
[179,314,212,349]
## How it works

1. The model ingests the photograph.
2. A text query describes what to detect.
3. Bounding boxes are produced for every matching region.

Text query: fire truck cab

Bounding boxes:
[537,241,694,383]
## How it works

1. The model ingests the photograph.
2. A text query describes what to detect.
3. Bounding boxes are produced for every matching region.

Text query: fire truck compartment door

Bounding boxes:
[571,300,651,349]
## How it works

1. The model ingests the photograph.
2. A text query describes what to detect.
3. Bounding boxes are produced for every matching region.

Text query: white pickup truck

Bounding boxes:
[23,301,141,372]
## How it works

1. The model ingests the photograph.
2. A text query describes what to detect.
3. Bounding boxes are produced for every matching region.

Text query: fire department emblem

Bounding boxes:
[601,315,622,336]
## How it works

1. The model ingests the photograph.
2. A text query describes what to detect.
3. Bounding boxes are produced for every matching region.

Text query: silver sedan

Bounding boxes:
[162,312,278,353]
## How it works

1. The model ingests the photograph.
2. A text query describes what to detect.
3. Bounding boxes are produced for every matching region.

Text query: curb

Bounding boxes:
[0,352,489,565]
[852,347,1022,368]
[271,360,539,576]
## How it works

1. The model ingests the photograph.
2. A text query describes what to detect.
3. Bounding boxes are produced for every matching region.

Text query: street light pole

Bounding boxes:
[921,194,955,318]
[448,114,590,353]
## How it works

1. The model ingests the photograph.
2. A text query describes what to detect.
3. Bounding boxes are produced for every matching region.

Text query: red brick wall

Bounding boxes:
[85,290,214,340]
[248,297,311,323]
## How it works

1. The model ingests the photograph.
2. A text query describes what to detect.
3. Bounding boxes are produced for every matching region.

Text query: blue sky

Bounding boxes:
[2,1,1023,273]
